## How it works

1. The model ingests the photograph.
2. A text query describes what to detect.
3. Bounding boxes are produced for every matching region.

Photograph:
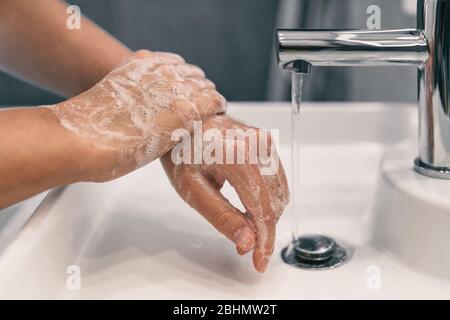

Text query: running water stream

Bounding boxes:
[282,71,348,270]
[290,72,304,241]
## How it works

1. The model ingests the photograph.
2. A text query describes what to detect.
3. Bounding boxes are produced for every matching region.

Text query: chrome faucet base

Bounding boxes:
[414,158,450,179]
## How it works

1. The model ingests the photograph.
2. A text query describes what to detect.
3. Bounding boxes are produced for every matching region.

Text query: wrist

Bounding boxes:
[47,101,115,183]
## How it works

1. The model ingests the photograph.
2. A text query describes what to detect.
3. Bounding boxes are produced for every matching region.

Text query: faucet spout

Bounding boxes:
[277,0,450,179]
[277,29,429,68]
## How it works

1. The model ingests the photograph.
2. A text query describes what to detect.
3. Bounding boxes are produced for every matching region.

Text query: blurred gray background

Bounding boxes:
[0,0,417,106]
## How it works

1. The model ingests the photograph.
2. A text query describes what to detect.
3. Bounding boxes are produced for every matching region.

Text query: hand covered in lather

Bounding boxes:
[161,114,289,272]
[49,50,226,182]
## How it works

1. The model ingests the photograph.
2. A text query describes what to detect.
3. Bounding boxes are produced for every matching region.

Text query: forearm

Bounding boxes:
[0,106,94,208]
[0,50,227,209]
[0,0,131,97]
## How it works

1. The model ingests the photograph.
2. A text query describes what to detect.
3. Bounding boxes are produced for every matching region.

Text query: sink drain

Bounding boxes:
[281,235,348,270]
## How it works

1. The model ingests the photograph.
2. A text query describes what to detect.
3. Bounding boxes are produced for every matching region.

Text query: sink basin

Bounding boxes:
[1,102,449,299]
[0,192,47,255]
[373,140,450,280]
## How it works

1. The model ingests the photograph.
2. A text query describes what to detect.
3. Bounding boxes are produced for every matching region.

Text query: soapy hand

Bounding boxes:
[161,115,289,272]
[50,50,226,181]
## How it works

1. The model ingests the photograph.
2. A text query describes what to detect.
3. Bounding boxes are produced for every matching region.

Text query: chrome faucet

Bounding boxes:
[277,0,450,179]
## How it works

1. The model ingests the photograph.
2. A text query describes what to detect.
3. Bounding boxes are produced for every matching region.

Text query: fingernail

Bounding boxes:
[236,246,245,256]
[236,245,253,256]
[256,257,270,273]
[234,227,255,252]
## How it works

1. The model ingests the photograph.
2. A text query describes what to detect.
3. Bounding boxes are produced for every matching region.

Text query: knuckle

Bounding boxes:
[170,53,185,62]
[186,63,206,77]
[156,52,185,63]
[212,209,233,231]
[210,91,227,111]
[134,49,153,58]
[204,78,216,89]
[154,63,173,74]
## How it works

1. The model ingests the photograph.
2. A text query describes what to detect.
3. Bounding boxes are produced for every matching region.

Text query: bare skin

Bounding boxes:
[0,0,130,96]
[51,50,226,182]
[162,115,289,272]
[0,50,226,207]
[0,0,131,206]
[0,0,289,272]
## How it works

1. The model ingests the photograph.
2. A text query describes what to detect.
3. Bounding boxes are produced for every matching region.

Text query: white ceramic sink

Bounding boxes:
[1,102,450,299]
[373,141,450,280]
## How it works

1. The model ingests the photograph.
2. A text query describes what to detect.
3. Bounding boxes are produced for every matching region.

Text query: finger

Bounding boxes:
[203,167,226,188]
[161,159,256,252]
[258,134,290,219]
[160,64,205,80]
[237,244,253,256]
[173,63,206,79]
[141,65,213,93]
[191,89,227,119]
[201,167,252,256]
[262,161,289,219]
[184,78,215,91]
[237,246,249,256]
[253,222,276,273]
[170,78,217,99]
[123,51,184,80]
[169,98,200,130]
[112,51,182,81]
[221,165,276,273]
[132,49,154,59]
[203,78,216,89]
[153,51,185,64]
[133,50,185,65]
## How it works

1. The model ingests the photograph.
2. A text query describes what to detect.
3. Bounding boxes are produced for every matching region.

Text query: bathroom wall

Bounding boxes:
[0,0,417,105]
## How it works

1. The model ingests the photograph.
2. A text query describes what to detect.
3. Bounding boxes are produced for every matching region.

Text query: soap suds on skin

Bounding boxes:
[50,52,224,175]
[165,115,289,269]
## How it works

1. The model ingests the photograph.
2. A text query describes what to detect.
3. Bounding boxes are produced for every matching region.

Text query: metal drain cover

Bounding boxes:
[282,235,348,270]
